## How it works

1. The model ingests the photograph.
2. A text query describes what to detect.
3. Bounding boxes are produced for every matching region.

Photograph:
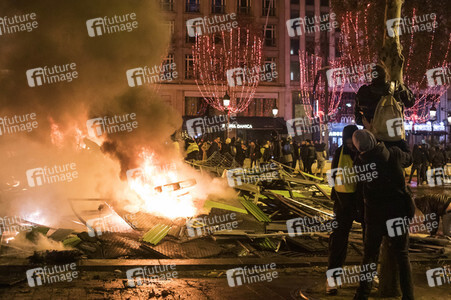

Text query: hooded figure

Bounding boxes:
[352,129,414,300]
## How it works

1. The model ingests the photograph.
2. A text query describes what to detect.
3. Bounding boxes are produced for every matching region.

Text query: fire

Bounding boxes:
[127,151,197,219]
[49,118,64,148]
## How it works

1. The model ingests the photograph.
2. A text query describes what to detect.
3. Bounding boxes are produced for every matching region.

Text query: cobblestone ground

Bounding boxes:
[0,264,449,300]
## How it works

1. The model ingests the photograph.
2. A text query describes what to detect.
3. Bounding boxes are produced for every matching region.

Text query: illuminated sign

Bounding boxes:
[227,123,253,129]
[405,122,445,132]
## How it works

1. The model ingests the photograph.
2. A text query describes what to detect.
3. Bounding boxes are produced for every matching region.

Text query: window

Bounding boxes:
[261,58,277,82]
[185,97,204,116]
[290,61,300,81]
[163,54,174,66]
[290,10,300,19]
[212,0,226,14]
[320,0,329,7]
[306,36,315,54]
[160,0,174,11]
[186,29,196,43]
[264,25,276,47]
[185,55,194,79]
[164,21,175,35]
[290,39,300,55]
[186,0,200,12]
[239,98,277,117]
[237,0,251,15]
[262,0,275,16]
[306,0,315,5]
[290,0,299,4]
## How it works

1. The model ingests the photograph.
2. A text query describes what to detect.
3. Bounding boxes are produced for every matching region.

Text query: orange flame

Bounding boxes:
[127,151,197,219]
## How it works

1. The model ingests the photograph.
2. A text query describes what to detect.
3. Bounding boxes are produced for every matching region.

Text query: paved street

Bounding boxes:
[0,264,449,300]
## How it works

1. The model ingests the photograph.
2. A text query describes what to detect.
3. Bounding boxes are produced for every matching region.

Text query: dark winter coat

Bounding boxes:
[235,143,246,165]
[431,151,445,168]
[306,144,316,160]
[412,147,423,165]
[300,144,309,162]
[356,142,413,223]
[292,143,300,160]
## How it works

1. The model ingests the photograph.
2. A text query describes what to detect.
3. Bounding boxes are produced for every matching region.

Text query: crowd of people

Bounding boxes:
[184,135,328,176]
[408,143,449,185]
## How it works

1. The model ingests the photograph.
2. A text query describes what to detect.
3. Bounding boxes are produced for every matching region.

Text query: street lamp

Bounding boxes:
[223,92,230,139]
[430,104,437,119]
[223,92,230,109]
[272,105,278,117]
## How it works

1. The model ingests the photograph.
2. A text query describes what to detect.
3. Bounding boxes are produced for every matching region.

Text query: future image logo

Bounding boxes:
[426,67,450,87]
[126,64,178,87]
[426,168,448,187]
[126,265,178,287]
[86,114,138,138]
[86,13,138,37]
[426,266,450,287]
[26,163,78,188]
[386,118,404,137]
[186,115,233,138]
[226,264,278,287]
[26,63,78,87]
[286,13,338,37]
[186,14,238,37]
[0,13,38,36]
[386,13,437,37]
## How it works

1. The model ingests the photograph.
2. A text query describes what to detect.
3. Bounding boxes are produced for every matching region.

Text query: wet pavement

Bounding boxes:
[0,264,449,300]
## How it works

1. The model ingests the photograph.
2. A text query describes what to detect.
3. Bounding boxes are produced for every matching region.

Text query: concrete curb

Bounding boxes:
[0,256,449,272]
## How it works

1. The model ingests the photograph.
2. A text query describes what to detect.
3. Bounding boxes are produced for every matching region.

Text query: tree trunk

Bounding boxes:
[380,0,405,84]
[378,0,404,298]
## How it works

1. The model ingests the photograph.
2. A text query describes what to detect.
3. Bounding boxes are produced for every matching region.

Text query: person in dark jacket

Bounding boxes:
[272,134,283,162]
[420,144,430,185]
[300,141,308,172]
[352,130,414,300]
[408,144,423,185]
[326,125,361,295]
[304,140,316,174]
[430,146,445,185]
[431,146,445,168]
[235,140,246,167]
[415,194,451,236]
[282,137,294,169]
[292,140,300,170]
[354,64,414,128]
[248,141,260,168]
[261,140,271,163]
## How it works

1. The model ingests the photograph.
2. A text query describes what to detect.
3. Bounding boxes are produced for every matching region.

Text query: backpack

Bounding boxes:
[371,81,405,141]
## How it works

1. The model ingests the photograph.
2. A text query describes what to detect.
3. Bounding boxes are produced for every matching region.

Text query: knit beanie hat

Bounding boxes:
[352,129,377,153]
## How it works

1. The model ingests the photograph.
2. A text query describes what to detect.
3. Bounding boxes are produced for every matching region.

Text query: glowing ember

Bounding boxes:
[127,152,197,219]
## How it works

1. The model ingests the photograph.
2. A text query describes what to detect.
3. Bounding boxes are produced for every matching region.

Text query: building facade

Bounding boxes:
[158,0,450,146]
[158,0,338,141]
